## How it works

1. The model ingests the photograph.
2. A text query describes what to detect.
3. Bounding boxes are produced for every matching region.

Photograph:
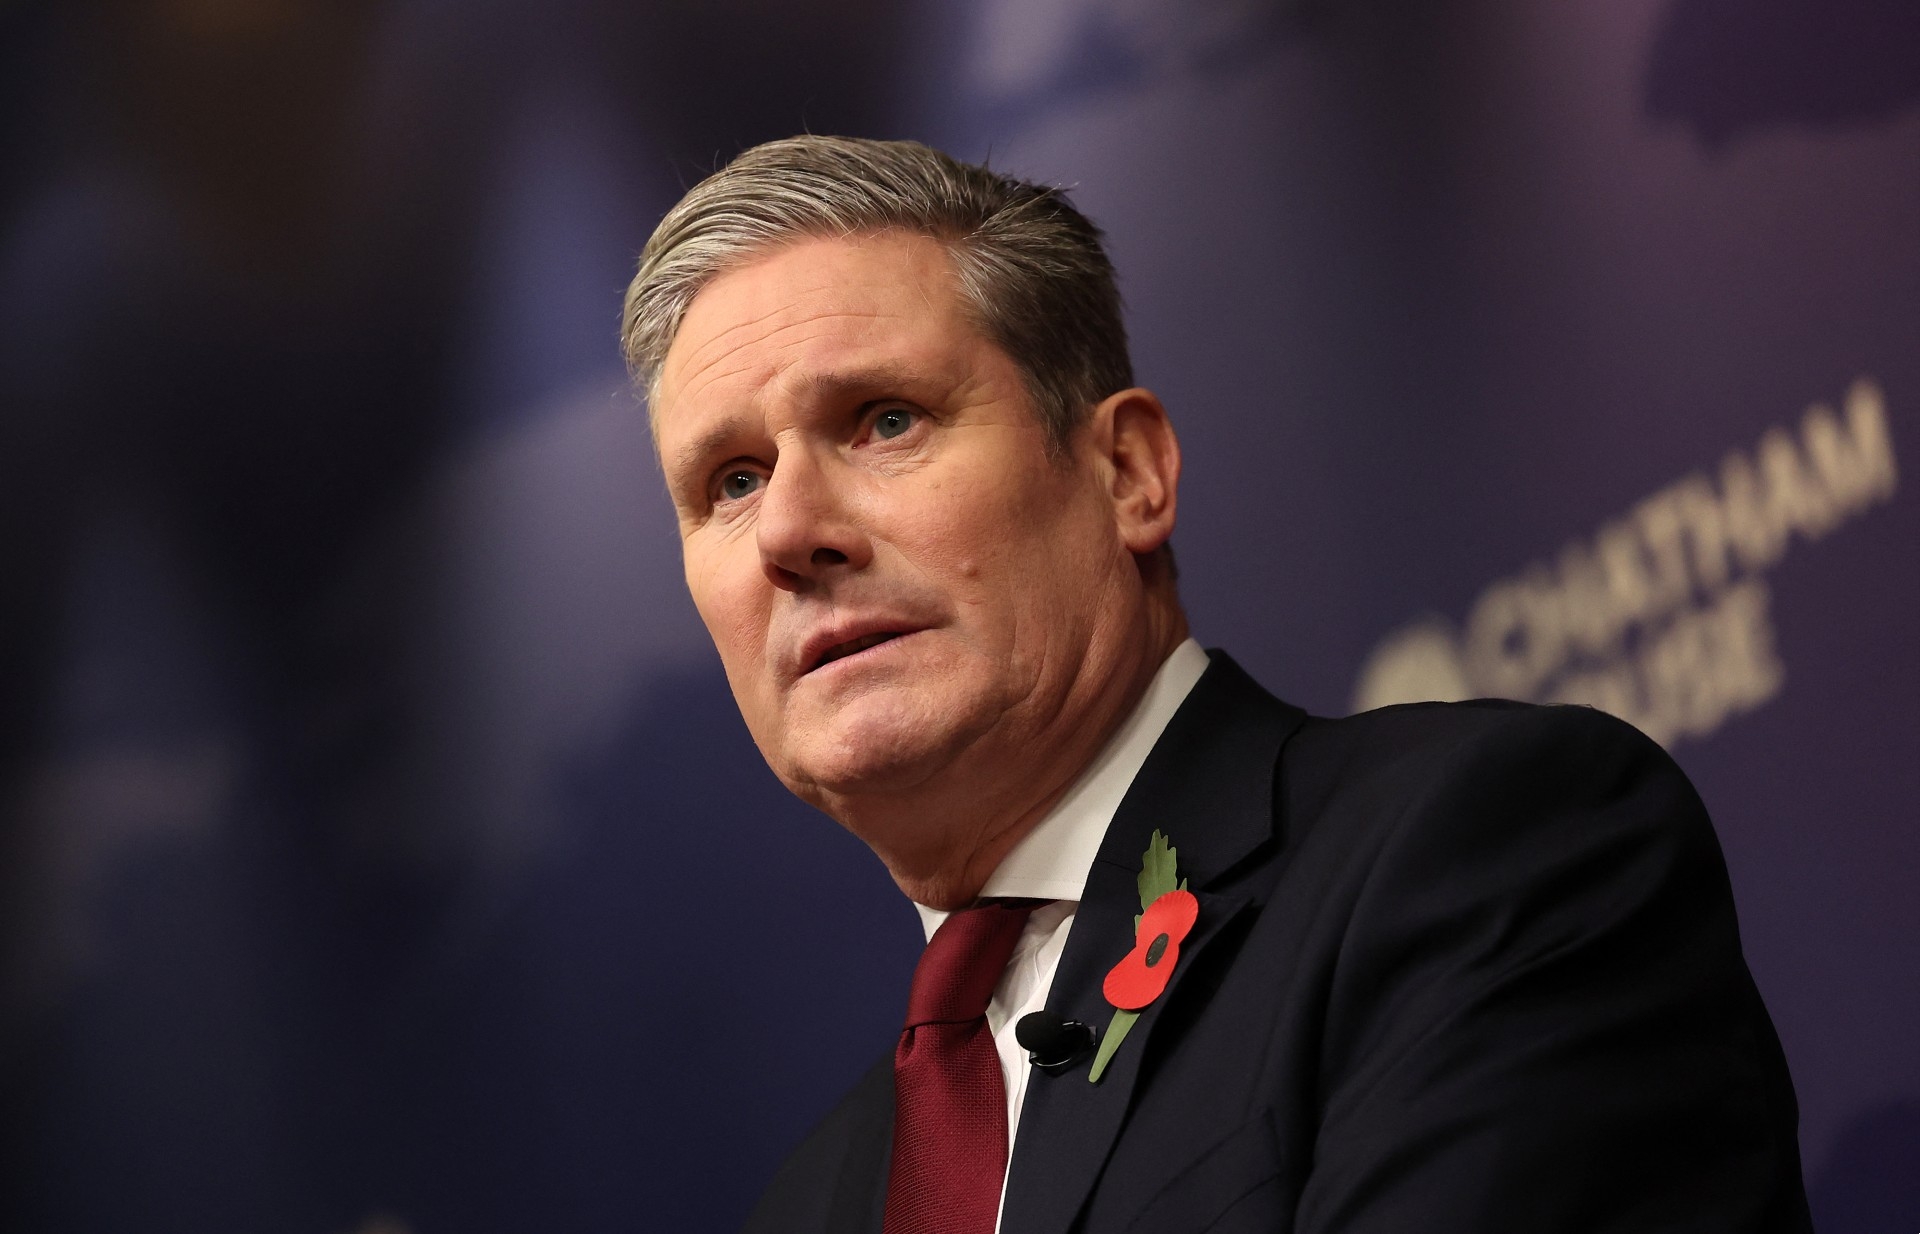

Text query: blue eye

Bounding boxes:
[719,469,762,501]
[873,408,915,440]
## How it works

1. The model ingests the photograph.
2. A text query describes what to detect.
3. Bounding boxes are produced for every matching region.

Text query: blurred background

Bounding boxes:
[1,0,1915,1230]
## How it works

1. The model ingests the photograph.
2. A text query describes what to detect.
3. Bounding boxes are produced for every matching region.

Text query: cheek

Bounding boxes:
[928,464,1062,559]
[686,551,769,665]
[920,476,1105,626]
[698,583,783,742]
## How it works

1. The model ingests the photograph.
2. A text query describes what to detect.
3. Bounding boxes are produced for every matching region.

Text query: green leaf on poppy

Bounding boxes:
[1137,830,1180,911]
[1088,1008,1139,1083]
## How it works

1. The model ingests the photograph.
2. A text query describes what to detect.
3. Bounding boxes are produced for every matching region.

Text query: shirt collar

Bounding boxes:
[915,638,1210,941]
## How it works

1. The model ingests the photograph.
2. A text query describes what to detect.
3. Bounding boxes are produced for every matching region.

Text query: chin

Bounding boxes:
[774,684,994,799]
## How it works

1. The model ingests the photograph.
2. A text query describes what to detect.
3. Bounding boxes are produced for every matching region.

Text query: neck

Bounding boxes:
[857,595,1189,910]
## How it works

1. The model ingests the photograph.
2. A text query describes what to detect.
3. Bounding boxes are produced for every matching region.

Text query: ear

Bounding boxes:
[1088,387,1181,556]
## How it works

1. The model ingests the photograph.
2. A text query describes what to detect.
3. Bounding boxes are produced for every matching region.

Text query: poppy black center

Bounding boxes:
[1144,933,1171,967]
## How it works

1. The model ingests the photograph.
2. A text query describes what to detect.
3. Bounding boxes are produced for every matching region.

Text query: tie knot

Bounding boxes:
[903,901,1036,1029]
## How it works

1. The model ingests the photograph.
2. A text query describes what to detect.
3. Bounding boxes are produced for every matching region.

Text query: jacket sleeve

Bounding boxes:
[1296,705,1809,1233]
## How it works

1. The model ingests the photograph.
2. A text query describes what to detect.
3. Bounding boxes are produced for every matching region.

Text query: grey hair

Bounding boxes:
[621,135,1133,447]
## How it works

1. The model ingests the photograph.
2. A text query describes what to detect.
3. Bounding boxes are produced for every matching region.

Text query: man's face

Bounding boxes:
[654,231,1142,816]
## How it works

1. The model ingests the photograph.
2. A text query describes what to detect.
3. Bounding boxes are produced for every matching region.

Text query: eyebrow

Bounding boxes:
[793,361,927,406]
[672,415,756,491]
[668,361,935,485]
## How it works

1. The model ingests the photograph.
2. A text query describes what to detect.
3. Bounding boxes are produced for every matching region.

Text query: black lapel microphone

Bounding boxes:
[1015,1010,1098,1074]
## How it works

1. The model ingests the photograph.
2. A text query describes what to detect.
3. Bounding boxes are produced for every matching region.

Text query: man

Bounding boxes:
[623,136,1810,1233]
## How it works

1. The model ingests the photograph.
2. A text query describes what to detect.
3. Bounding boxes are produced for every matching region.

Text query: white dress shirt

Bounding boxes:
[912,638,1209,1231]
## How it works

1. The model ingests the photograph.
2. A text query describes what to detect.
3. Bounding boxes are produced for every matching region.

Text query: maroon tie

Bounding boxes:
[883,900,1037,1234]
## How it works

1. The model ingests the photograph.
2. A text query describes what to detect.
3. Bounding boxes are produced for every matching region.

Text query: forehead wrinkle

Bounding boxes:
[665,235,975,407]
[668,294,809,390]
[668,305,905,408]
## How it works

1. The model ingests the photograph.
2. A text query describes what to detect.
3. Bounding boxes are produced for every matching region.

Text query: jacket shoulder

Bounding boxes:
[1295,695,1663,769]
[1277,698,1698,831]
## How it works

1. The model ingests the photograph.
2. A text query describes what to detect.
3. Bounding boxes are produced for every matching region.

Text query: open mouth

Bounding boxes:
[812,631,906,672]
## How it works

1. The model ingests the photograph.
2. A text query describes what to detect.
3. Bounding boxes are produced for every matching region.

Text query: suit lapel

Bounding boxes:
[999,652,1306,1234]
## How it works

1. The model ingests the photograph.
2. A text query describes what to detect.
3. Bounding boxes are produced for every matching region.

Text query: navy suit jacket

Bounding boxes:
[743,652,1810,1233]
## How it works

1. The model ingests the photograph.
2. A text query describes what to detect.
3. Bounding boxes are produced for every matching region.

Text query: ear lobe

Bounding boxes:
[1098,388,1181,556]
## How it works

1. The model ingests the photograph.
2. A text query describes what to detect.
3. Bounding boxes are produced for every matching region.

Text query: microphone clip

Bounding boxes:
[1015,1010,1099,1075]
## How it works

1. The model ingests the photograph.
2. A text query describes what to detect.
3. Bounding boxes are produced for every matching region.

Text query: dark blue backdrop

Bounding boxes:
[2,0,1914,1231]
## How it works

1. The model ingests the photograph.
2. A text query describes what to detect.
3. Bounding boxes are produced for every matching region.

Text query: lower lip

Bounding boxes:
[807,631,922,677]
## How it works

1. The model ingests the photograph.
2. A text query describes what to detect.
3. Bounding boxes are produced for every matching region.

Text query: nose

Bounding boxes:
[756,447,873,591]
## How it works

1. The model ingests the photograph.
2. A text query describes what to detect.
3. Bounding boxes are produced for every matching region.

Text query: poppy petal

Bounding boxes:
[1139,889,1199,943]
[1102,890,1201,1011]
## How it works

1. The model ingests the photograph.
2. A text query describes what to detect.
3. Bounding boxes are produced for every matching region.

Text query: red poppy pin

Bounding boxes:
[1088,830,1195,1083]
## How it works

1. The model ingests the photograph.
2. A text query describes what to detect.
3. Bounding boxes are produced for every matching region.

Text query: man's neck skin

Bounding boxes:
[836,591,1189,911]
